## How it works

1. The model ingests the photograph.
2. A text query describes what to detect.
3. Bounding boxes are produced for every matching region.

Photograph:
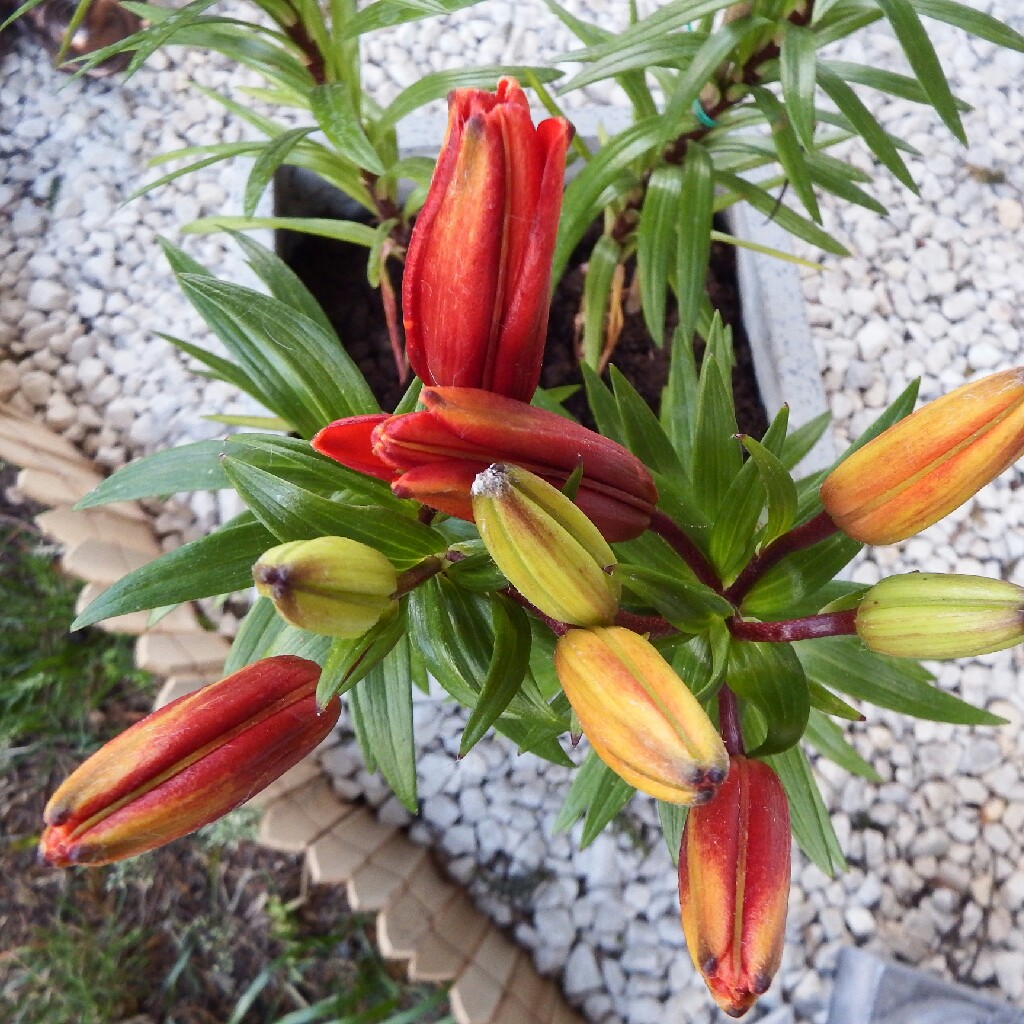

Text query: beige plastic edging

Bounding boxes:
[0,401,585,1024]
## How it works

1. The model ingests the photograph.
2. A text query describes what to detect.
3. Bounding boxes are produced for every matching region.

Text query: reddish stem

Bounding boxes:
[648,510,723,594]
[613,609,677,638]
[728,609,857,643]
[725,509,839,605]
[717,687,745,757]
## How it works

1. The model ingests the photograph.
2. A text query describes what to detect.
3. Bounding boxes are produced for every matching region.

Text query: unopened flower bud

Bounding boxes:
[554,627,728,803]
[472,464,620,626]
[41,656,338,866]
[679,755,791,1018]
[821,367,1024,544]
[856,571,1024,659]
[253,536,398,638]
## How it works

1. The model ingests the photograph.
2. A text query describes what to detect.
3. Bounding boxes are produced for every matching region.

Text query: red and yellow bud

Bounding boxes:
[312,386,658,542]
[856,571,1024,659]
[679,755,791,1018]
[253,536,398,638]
[553,627,728,803]
[40,656,338,867]
[403,78,572,403]
[821,367,1024,544]
[472,463,620,626]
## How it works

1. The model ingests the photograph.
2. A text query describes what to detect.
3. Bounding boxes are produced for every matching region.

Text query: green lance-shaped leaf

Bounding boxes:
[912,0,1024,51]
[580,363,626,445]
[874,0,966,143]
[675,142,715,353]
[780,22,819,151]
[821,59,970,109]
[609,366,686,478]
[72,514,275,629]
[671,632,723,703]
[221,456,444,568]
[316,606,407,707]
[804,710,881,782]
[765,744,847,876]
[691,348,741,517]
[807,679,863,722]
[230,232,336,338]
[223,596,287,674]
[349,634,417,811]
[460,597,532,756]
[781,410,831,470]
[816,65,917,193]
[243,128,314,218]
[554,750,635,849]
[75,440,230,509]
[751,86,821,223]
[618,564,733,634]
[740,434,799,550]
[797,636,1003,726]
[561,32,703,93]
[581,233,622,371]
[658,801,689,866]
[727,639,809,757]
[181,216,378,247]
[637,163,684,347]
[338,0,479,41]
[310,83,385,174]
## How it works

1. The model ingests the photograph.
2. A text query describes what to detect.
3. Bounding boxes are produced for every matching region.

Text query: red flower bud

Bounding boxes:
[40,656,338,867]
[679,755,791,1018]
[403,78,572,402]
[313,387,658,542]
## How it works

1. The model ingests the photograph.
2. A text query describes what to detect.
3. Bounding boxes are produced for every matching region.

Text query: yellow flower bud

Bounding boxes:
[471,463,620,627]
[253,537,397,638]
[554,627,728,804]
[820,367,1024,544]
[856,572,1024,659]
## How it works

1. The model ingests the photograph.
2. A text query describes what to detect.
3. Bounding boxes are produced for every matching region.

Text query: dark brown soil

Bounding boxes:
[281,214,767,436]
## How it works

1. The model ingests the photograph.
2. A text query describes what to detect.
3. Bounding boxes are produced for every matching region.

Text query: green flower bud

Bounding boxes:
[471,463,620,627]
[856,572,1024,659]
[253,537,398,638]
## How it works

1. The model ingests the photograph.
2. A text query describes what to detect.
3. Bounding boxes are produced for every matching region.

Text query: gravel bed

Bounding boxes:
[3,3,1024,1023]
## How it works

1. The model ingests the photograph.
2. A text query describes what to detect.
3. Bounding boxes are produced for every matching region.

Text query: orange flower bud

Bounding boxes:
[553,627,728,803]
[679,755,791,1018]
[40,656,338,867]
[821,367,1024,544]
[403,78,572,402]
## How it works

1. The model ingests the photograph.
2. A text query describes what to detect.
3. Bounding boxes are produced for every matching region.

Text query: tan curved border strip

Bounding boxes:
[0,401,585,1024]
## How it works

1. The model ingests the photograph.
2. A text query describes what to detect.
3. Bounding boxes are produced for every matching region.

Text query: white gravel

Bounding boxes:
[4,2,1024,1022]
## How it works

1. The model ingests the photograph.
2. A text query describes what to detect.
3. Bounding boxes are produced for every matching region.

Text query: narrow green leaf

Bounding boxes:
[316,608,406,706]
[817,65,917,192]
[841,377,920,459]
[658,801,688,866]
[692,350,741,516]
[75,440,229,508]
[460,598,532,755]
[609,367,685,476]
[265,623,333,664]
[740,435,798,549]
[874,0,965,142]
[797,636,1003,725]
[182,216,378,246]
[913,0,1024,50]
[177,272,377,435]
[224,596,285,674]
[807,679,863,722]
[619,563,733,633]
[338,0,478,40]
[310,83,385,174]
[713,169,850,257]
[561,33,702,93]
[780,23,818,150]
[727,640,809,756]
[582,234,622,370]
[662,324,700,470]
[781,410,831,469]
[580,364,626,445]
[127,143,265,203]
[553,117,665,284]
[230,232,336,339]
[554,750,634,848]
[244,128,313,217]
[804,710,881,782]
[379,65,562,129]
[158,332,257,395]
[765,744,847,875]
[637,164,684,346]
[349,635,417,811]
[709,229,824,270]
[72,515,274,629]
[222,457,444,567]
[671,633,723,702]
[751,87,820,222]
[675,143,715,350]
[822,59,970,108]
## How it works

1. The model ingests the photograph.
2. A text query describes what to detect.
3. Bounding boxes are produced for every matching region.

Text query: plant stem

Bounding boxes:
[725,509,839,605]
[392,556,444,598]
[648,510,723,594]
[728,609,857,643]
[717,687,745,757]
